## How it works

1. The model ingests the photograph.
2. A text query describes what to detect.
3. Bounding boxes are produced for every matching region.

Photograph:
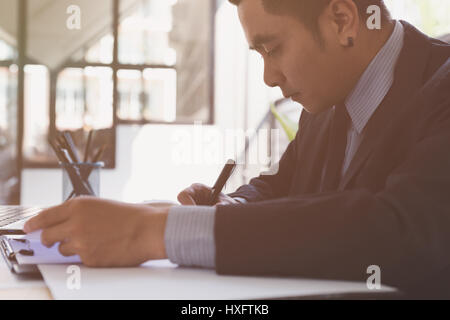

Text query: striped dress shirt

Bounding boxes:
[164,21,405,269]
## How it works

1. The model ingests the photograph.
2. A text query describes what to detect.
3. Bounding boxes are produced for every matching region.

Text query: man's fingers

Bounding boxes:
[58,241,77,257]
[177,191,196,205]
[24,203,70,233]
[177,184,213,205]
[40,222,72,248]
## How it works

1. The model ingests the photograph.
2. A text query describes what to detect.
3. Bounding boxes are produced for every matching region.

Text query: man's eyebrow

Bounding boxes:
[249,34,278,50]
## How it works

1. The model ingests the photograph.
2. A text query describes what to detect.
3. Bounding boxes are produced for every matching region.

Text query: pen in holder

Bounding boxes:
[61,161,104,202]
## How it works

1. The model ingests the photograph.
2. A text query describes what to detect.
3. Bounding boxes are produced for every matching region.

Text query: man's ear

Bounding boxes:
[324,0,360,47]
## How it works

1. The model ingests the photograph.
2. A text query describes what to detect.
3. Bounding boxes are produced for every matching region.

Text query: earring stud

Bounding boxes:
[347,37,354,47]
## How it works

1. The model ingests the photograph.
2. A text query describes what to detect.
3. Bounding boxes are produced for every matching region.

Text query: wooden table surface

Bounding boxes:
[0,264,52,299]
[0,286,52,299]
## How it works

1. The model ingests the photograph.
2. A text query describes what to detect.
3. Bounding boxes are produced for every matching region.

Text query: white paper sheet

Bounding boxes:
[8,231,81,265]
[38,260,398,300]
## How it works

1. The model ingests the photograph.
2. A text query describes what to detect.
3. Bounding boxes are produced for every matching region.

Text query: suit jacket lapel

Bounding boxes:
[294,110,334,194]
[339,21,433,190]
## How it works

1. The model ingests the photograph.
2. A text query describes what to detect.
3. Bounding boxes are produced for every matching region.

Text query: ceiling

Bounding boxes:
[0,0,139,69]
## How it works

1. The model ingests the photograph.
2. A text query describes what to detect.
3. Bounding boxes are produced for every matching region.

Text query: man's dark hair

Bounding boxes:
[229,0,391,39]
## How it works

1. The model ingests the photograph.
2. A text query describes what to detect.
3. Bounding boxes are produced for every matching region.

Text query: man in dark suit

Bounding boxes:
[25,0,450,298]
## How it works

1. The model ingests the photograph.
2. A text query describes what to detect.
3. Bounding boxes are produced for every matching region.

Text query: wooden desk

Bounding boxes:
[0,265,52,299]
[0,286,52,299]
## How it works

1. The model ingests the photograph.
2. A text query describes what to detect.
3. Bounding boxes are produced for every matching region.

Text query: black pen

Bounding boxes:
[49,139,94,196]
[209,159,236,205]
[65,144,107,201]
[60,148,95,196]
[84,130,94,162]
[62,131,81,163]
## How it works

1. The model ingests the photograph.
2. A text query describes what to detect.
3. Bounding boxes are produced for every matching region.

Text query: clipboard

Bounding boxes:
[0,236,40,275]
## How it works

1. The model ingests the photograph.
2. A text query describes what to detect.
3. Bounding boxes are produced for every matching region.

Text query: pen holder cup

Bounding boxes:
[60,162,104,202]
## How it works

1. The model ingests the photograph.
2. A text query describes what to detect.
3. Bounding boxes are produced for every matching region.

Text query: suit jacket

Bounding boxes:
[217,21,450,297]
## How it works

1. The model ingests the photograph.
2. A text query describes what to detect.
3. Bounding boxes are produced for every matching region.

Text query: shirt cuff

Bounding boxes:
[164,205,216,268]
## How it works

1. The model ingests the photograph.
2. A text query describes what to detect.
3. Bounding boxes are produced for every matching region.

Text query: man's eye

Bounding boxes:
[266,46,279,57]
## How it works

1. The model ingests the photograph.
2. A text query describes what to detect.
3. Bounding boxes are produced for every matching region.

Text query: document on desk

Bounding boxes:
[38,260,397,300]
[8,231,81,265]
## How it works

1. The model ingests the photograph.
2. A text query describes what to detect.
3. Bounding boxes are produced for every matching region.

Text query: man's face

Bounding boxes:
[237,0,349,114]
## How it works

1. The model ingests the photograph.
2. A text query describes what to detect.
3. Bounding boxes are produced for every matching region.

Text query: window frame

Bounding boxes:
[12,0,215,170]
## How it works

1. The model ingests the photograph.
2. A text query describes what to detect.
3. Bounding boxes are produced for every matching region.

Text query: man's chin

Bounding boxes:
[288,94,331,114]
[301,102,332,115]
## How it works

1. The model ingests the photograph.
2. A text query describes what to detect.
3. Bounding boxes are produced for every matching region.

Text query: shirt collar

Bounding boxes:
[344,20,405,134]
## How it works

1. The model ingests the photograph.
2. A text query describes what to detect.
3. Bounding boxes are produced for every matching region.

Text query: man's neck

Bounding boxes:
[361,20,396,67]
[343,20,397,100]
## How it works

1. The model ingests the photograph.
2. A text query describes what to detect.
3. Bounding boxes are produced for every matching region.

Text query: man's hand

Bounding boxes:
[23,197,168,267]
[177,183,239,206]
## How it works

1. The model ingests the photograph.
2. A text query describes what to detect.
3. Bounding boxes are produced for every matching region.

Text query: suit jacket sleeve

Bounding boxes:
[215,59,450,291]
[227,112,309,202]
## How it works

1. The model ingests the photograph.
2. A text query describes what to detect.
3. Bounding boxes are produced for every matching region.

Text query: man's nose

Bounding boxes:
[263,61,285,88]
